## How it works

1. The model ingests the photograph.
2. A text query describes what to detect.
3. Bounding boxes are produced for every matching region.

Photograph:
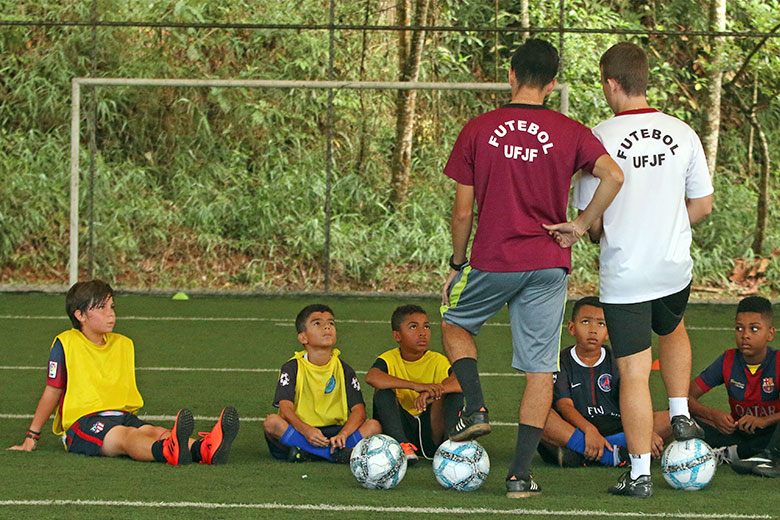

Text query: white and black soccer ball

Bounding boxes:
[661,439,717,490]
[349,434,408,490]
[432,439,490,491]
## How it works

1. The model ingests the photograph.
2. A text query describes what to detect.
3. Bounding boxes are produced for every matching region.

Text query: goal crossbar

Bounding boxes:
[69,78,569,285]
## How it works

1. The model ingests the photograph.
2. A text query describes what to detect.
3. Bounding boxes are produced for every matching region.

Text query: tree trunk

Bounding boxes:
[354,0,372,176]
[749,112,770,255]
[389,0,431,206]
[746,72,757,174]
[520,0,530,41]
[700,0,726,177]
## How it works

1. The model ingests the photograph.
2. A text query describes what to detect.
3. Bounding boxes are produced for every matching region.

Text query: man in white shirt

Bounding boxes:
[571,42,713,498]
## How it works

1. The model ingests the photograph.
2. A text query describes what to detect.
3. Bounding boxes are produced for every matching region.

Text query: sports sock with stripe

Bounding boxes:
[565,429,626,466]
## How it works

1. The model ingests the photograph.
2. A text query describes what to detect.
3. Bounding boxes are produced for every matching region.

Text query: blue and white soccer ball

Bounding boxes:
[661,439,717,490]
[350,434,408,489]
[432,439,490,491]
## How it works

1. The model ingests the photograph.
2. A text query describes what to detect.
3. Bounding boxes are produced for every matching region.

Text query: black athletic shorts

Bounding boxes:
[602,283,690,358]
[65,412,149,456]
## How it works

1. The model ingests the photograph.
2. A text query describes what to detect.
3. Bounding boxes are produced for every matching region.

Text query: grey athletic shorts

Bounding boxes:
[440,266,567,373]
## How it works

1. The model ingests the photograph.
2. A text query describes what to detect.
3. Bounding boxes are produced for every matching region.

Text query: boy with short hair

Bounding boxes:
[8,280,239,466]
[538,297,669,467]
[689,296,780,478]
[366,305,463,465]
[264,304,381,462]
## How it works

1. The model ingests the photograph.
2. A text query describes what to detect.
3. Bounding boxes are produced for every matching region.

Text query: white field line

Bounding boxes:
[0,499,771,519]
[0,365,524,377]
[0,314,732,331]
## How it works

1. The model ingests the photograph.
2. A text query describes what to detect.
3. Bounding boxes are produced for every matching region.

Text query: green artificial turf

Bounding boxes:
[0,293,776,519]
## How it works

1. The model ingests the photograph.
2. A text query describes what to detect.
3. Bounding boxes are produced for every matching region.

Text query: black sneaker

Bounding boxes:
[671,415,705,441]
[731,451,773,475]
[752,457,780,478]
[506,475,542,498]
[448,407,491,442]
[287,446,310,463]
[330,447,353,464]
[608,471,653,498]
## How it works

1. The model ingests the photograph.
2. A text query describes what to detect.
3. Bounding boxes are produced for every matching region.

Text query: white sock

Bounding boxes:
[629,453,651,479]
[669,397,689,419]
[727,445,740,461]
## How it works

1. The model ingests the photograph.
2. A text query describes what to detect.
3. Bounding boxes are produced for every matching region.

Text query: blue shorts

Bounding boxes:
[441,266,568,372]
[65,412,149,456]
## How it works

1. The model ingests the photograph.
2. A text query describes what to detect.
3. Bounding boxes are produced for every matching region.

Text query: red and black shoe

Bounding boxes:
[198,406,240,465]
[163,409,195,466]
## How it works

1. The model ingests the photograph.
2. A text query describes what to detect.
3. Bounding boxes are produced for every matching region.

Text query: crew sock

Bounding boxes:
[629,453,651,480]
[191,438,204,463]
[280,425,332,460]
[669,397,690,419]
[507,423,543,480]
[372,389,409,443]
[151,439,166,463]
[451,358,485,415]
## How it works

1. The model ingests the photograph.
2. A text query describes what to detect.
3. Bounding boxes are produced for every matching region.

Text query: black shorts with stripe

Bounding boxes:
[66,412,150,456]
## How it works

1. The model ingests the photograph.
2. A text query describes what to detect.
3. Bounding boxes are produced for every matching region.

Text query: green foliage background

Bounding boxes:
[1,0,779,293]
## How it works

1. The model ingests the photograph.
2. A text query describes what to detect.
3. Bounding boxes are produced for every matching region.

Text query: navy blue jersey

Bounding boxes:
[695,347,780,420]
[553,345,620,420]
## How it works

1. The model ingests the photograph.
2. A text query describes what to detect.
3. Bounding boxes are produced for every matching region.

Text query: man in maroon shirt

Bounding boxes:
[440,39,623,498]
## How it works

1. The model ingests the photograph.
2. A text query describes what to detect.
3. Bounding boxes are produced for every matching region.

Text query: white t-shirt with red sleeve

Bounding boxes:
[573,108,713,303]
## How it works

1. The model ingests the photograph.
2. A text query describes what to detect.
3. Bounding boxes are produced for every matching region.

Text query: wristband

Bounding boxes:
[26,429,41,441]
[448,254,468,271]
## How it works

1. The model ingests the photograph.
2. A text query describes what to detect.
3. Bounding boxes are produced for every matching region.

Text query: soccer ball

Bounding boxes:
[432,439,490,491]
[661,439,717,490]
[349,434,408,489]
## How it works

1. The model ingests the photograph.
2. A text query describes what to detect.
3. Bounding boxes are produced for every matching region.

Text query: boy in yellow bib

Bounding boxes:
[8,280,239,467]
[264,304,381,462]
[366,305,463,464]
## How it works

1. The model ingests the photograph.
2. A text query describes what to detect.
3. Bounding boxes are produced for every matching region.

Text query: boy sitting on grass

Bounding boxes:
[689,296,780,477]
[365,305,463,464]
[8,280,239,466]
[264,304,381,462]
[538,297,670,467]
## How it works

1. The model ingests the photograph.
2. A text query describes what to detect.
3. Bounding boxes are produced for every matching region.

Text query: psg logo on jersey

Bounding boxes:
[598,373,613,392]
[762,377,775,394]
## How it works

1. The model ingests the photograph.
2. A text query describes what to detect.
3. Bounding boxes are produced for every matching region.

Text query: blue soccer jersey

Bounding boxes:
[553,345,621,420]
[695,347,780,420]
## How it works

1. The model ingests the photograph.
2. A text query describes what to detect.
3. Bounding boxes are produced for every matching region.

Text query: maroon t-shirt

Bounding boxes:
[444,104,607,272]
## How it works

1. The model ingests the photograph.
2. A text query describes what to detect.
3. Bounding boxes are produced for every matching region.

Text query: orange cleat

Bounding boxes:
[199,406,240,465]
[163,409,194,466]
[400,442,419,466]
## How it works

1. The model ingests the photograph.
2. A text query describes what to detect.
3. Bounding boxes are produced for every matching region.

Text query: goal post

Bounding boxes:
[68,78,569,286]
